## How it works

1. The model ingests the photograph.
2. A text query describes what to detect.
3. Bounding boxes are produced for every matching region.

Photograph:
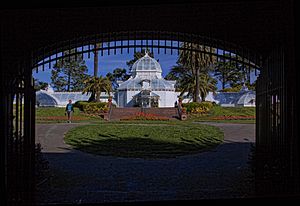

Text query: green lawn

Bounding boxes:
[192,119,256,124]
[187,106,256,124]
[35,106,256,124]
[65,121,224,159]
[209,106,256,117]
[35,107,102,123]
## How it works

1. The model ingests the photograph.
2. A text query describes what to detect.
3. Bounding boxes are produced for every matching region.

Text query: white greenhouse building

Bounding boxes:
[34,53,255,108]
[116,53,177,107]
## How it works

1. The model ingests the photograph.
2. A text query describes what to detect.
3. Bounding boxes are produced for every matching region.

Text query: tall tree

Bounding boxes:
[34,79,48,90]
[228,79,257,92]
[51,49,88,91]
[236,55,256,85]
[106,68,130,89]
[166,65,217,101]
[167,65,195,99]
[93,43,101,77]
[214,54,244,90]
[82,76,112,102]
[199,73,217,101]
[88,43,102,101]
[177,43,217,102]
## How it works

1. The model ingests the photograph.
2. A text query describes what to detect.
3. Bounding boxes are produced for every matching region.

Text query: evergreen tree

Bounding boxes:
[214,54,244,90]
[34,80,48,90]
[106,68,130,89]
[51,49,88,91]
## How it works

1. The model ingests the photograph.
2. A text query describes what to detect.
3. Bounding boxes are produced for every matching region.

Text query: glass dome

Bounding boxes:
[51,92,90,104]
[214,92,241,105]
[131,53,162,74]
[117,52,175,92]
[236,91,256,105]
[36,91,58,107]
[213,90,256,106]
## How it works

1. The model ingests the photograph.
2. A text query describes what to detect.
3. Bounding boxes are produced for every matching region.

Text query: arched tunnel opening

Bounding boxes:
[0,0,297,204]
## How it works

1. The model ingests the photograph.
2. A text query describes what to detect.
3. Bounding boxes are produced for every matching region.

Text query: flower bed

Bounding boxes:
[121,112,169,121]
[210,115,255,120]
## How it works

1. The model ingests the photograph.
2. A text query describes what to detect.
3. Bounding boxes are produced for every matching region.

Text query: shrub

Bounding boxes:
[74,101,89,111]
[84,102,109,113]
[74,101,113,113]
[220,86,242,92]
[182,101,214,114]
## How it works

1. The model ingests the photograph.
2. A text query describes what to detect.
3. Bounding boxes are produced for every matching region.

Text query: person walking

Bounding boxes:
[65,99,74,123]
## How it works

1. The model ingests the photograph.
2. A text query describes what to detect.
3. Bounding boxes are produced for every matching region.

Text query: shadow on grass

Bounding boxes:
[69,137,222,159]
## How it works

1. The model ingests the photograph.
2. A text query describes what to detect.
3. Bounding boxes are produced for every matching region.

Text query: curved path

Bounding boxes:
[36,122,255,204]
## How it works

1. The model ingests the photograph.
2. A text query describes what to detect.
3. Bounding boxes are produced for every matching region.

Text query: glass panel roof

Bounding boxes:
[36,91,58,106]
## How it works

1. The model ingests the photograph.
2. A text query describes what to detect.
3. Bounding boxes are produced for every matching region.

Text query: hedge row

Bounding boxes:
[74,101,115,113]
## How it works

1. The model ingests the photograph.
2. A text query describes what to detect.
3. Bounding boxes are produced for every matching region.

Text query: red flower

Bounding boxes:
[120,112,169,121]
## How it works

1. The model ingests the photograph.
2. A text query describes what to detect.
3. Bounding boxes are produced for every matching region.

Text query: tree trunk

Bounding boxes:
[195,68,200,102]
[248,71,251,84]
[96,92,101,102]
[91,44,99,101]
[94,49,99,77]
[193,92,197,102]
[88,94,95,102]
[201,94,205,102]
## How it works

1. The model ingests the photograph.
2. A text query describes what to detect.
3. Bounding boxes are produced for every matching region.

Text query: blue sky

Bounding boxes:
[33,43,258,90]
[33,48,178,81]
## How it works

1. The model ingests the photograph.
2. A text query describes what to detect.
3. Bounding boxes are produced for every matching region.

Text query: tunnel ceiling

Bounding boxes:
[0,0,294,71]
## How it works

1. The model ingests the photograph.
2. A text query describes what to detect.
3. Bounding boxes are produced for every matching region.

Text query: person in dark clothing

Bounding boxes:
[65,99,74,123]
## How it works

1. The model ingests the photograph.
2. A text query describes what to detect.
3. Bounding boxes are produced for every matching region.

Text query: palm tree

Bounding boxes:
[82,76,112,102]
[88,43,102,101]
[170,65,195,99]
[178,42,217,102]
[167,65,217,101]
[199,73,217,101]
[93,43,101,77]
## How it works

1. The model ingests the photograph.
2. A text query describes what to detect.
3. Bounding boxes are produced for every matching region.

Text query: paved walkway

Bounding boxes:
[36,122,255,204]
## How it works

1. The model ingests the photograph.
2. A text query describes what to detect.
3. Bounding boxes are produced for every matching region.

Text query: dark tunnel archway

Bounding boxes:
[0,0,296,204]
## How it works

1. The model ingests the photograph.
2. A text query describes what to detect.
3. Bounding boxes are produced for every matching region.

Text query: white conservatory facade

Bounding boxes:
[116,53,177,108]
[34,55,255,108]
